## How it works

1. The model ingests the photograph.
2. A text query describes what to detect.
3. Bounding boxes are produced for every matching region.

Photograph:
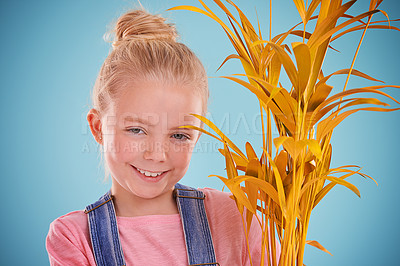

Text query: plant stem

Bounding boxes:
[241,213,254,266]
[269,0,272,42]
[340,15,373,100]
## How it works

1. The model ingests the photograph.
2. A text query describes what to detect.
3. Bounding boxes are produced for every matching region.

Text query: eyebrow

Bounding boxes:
[123,116,197,131]
[170,126,196,131]
[124,116,156,126]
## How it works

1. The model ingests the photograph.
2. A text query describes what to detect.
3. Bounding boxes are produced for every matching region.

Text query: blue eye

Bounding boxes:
[172,133,190,141]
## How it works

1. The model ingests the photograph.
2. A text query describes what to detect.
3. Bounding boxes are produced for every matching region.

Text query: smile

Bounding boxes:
[133,166,166,177]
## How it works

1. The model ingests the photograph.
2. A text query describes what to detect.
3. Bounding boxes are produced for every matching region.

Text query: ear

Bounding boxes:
[87,108,103,144]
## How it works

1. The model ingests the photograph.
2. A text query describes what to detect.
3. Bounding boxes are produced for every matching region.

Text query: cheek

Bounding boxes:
[104,133,141,163]
[169,143,196,168]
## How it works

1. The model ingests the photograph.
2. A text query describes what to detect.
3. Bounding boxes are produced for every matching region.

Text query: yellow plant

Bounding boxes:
[170,0,399,265]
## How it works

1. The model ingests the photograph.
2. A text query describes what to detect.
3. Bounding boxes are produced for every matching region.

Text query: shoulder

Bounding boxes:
[199,187,238,216]
[199,187,234,204]
[46,210,89,251]
[199,186,229,195]
[199,186,237,206]
[198,187,242,226]
[46,210,95,265]
[48,210,88,236]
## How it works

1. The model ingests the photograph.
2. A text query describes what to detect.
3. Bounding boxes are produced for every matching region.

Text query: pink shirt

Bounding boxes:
[46,187,278,265]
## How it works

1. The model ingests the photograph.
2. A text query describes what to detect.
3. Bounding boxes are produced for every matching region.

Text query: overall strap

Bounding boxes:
[174,183,219,266]
[84,191,126,266]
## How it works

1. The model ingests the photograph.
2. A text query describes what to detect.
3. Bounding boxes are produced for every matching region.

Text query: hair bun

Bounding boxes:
[113,10,177,48]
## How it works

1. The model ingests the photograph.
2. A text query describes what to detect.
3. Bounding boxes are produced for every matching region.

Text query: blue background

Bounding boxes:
[1,0,399,265]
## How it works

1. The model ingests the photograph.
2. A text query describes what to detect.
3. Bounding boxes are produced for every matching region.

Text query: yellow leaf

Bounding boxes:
[314,86,400,114]
[331,24,400,42]
[293,0,306,22]
[217,54,241,72]
[245,158,259,177]
[312,97,390,128]
[267,42,299,92]
[224,144,238,179]
[245,208,254,234]
[311,9,379,48]
[275,150,288,180]
[232,175,281,207]
[305,0,322,22]
[263,149,287,217]
[313,170,356,208]
[227,0,261,44]
[324,175,360,197]
[307,0,356,92]
[316,109,356,141]
[293,42,311,97]
[168,3,251,63]
[316,68,384,86]
[180,125,222,142]
[209,175,243,214]
[229,188,255,214]
[243,163,259,231]
[308,83,333,111]
[308,1,357,48]
[280,137,306,160]
[269,52,282,87]
[299,178,320,204]
[273,136,290,152]
[218,148,248,169]
[250,76,295,116]
[329,167,378,186]
[340,98,389,109]
[245,142,258,160]
[222,75,296,134]
[316,0,330,26]
[222,76,269,103]
[317,106,400,141]
[306,240,332,256]
[190,113,247,160]
[303,139,322,160]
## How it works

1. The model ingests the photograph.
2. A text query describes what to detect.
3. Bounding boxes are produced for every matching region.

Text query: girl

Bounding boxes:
[46,9,270,265]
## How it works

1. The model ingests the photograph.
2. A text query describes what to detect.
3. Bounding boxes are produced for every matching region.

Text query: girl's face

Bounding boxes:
[100,80,203,203]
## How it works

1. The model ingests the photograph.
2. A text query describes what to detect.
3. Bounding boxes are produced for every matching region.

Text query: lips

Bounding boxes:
[136,167,163,177]
[131,165,168,182]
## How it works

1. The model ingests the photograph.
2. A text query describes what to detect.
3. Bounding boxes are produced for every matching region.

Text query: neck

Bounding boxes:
[110,183,178,217]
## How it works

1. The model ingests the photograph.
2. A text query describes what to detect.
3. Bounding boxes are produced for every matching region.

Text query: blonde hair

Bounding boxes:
[92,9,208,115]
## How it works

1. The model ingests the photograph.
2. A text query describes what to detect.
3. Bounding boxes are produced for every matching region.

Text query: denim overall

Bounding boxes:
[84,183,219,266]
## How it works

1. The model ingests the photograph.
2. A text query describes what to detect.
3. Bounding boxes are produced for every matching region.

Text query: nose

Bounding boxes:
[143,139,167,162]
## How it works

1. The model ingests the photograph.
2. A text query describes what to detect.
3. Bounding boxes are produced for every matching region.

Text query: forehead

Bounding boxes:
[109,80,203,125]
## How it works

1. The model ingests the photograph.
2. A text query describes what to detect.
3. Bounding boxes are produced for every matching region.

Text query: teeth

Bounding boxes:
[136,167,163,177]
